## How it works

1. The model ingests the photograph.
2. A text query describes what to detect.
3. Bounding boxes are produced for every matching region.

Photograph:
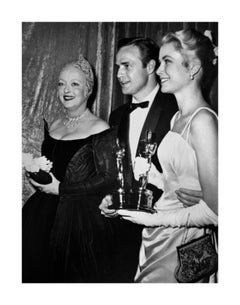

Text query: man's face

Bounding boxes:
[116,45,150,100]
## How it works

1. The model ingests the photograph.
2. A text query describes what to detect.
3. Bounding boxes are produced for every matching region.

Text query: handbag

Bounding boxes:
[174,214,218,283]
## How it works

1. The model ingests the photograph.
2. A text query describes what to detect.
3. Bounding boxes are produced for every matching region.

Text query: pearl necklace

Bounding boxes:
[63,108,90,128]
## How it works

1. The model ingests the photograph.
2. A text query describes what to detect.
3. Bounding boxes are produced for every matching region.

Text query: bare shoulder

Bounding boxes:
[189,108,218,150]
[191,108,218,134]
[88,113,109,134]
[49,118,62,133]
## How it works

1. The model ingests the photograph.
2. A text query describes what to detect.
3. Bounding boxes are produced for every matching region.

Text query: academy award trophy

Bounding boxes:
[129,129,157,213]
[112,138,126,209]
[112,130,157,213]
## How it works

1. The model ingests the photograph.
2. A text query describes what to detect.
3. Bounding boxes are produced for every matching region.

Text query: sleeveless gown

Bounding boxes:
[134,107,218,283]
[22,124,116,283]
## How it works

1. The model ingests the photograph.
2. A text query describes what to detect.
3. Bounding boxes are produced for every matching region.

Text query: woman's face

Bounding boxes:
[58,65,88,111]
[157,43,190,95]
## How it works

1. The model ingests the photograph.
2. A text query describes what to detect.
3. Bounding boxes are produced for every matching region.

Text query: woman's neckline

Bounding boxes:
[171,106,215,135]
[168,130,195,152]
[47,127,111,141]
[48,133,91,141]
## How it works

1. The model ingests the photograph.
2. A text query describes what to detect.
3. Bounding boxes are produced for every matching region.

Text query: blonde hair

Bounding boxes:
[62,55,94,97]
[161,29,217,101]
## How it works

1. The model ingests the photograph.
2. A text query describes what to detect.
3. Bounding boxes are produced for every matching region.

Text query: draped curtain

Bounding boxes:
[22,22,218,203]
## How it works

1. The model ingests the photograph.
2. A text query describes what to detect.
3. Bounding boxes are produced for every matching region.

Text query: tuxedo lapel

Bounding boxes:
[117,103,133,188]
[153,91,178,147]
[136,89,178,173]
[117,104,130,148]
[137,89,163,155]
[110,89,177,188]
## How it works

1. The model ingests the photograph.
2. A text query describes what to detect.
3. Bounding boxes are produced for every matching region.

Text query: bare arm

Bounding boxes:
[190,111,218,214]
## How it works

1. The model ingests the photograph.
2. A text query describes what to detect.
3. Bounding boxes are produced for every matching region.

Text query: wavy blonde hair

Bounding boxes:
[62,55,94,97]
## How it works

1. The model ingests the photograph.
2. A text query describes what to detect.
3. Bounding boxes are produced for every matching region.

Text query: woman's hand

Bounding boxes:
[28,173,60,195]
[117,209,155,226]
[175,188,203,207]
[99,195,118,218]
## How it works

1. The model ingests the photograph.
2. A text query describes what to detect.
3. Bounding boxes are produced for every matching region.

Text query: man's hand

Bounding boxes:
[175,188,203,207]
[99,195,118,218]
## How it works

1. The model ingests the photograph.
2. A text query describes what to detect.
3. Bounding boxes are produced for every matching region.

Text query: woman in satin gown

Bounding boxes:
[116,29,218,282]
[22,57,118,283]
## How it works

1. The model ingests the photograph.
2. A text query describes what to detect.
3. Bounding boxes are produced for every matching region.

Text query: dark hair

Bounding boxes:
[117,37,160,70]
[161,29,218,102]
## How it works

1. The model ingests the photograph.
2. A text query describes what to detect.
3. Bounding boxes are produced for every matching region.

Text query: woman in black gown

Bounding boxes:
[22,57,118,283]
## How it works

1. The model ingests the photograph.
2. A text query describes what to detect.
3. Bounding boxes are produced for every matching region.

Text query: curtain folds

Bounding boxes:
[22,22,218,203]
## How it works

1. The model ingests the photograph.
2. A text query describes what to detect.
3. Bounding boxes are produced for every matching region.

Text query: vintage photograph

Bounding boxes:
[22,22,218,284]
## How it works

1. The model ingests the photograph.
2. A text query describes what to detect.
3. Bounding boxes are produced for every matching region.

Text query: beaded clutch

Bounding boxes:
[174,233,218,283]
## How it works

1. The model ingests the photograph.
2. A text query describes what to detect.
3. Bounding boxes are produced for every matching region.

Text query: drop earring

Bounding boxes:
[190,73,194,80]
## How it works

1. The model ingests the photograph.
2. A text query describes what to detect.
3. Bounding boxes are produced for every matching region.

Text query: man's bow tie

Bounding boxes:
[128,101,149,112]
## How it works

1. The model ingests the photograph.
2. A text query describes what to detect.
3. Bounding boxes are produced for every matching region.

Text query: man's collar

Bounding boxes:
[132,83,160,105]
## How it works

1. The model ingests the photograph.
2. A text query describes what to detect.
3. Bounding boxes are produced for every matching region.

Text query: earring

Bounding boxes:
[190,73,194,80]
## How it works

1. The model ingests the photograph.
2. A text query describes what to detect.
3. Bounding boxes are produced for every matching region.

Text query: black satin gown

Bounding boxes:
[22,124,118,283]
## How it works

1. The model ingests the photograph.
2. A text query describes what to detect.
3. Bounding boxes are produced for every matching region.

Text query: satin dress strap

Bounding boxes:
[170,111,180,130]
[181,107,218,141]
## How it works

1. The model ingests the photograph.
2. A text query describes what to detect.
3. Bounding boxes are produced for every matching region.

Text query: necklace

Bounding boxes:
[63,108,90,128]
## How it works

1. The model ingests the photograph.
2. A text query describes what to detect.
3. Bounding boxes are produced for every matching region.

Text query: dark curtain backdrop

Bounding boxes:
[22,22,218,203]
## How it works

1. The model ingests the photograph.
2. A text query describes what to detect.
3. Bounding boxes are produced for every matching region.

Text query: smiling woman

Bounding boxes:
[49,58,107,140]
[58,65,88,111]
[116,29,218,283]
[22,56,119,283]
[157,29,217,104]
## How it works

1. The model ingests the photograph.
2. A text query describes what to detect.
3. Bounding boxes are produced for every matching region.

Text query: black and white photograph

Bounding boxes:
[22,21,219,284]
[1,0,240,304]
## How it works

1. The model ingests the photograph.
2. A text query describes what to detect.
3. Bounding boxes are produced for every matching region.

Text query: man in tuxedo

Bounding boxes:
[109,37,177,197]
[100,37,202,282]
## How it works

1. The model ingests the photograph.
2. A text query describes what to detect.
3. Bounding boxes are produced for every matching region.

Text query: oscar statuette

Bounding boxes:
[112,131,157,213]
[132,129,157,213]
[112,138,126,209]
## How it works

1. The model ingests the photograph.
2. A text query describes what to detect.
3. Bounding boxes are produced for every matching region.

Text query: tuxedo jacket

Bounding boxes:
[107,89,177,282]
[109,88,178,197]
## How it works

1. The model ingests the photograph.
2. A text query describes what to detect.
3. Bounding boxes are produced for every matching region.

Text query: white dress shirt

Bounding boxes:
[129,84,160,163]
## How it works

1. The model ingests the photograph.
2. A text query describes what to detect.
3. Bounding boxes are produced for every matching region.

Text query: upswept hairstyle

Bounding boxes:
[117,37,160,70]
[62,55,94,97]
[161,29,217,100]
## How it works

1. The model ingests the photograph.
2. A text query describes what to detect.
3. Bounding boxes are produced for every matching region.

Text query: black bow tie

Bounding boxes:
[128,101,149,113]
